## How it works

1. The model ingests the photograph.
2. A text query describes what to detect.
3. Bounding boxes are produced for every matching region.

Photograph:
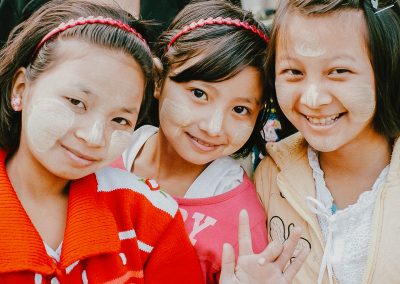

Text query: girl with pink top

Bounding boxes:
[116,0,309,282]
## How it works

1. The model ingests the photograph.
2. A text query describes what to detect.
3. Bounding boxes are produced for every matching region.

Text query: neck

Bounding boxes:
[319,133,391,175]
[6,146,69,199]
[318,130,391,208]
[134,129,207,197]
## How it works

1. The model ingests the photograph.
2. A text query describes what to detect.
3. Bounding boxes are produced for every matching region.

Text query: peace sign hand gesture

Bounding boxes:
[220,210,309,284]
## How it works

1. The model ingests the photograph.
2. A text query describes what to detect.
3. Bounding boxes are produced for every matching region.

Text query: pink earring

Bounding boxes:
[11,97,21,111]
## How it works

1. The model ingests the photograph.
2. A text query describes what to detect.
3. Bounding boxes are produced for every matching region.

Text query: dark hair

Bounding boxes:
[139,0,270,158]
[266,0,400,139]
[0,0,154,153]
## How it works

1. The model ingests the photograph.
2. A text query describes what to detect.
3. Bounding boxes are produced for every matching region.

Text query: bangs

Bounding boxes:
[169,34,264,83]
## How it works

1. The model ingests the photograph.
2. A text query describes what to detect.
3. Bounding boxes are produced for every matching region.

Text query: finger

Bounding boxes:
[220,243,236,282]
[275,227,302,270]
[258,239,284,263]
[238,209,253,256]
[283,246,310,281]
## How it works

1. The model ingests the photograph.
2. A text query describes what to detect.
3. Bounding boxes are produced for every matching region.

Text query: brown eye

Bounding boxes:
[112,117,131,126]
[192,89,207,100]
[68,98,86,110]
[233,106,249,115]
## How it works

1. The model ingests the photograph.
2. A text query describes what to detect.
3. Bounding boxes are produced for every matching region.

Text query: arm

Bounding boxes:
[144,211,204,283]
[219,210,309,284]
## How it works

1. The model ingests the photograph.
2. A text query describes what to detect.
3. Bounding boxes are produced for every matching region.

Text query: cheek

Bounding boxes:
[26,99,74,152]
[221,123,253,156]
[159,97,192,127]
[340,85,375,122]
[275,83,296,117]
[106,130,133,161]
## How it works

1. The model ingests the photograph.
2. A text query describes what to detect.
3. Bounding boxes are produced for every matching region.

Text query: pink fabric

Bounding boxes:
[175,174,268,283]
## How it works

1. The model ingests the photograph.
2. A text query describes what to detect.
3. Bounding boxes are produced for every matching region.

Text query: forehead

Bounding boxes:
[276,9,369,60]
[37,40,145,108]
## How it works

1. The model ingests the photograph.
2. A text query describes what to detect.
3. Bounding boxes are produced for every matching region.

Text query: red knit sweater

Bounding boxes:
[0,150,203,283]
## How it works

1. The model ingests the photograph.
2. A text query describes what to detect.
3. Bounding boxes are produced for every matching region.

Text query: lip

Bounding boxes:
[186,133,221,152]
[303,113,344,127]
[62,145,99,167]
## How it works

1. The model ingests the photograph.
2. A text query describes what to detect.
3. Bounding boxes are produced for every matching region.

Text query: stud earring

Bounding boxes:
[11,97,21,111]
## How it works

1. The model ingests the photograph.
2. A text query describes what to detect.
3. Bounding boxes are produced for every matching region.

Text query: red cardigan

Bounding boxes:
[0,151,203,283]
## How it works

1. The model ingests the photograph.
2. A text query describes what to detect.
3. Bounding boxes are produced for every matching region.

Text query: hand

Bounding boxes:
[219,210,310,284]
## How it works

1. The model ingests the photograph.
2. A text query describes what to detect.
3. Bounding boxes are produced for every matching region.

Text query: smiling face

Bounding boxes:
[15,40,145,180]
[157,59,263,165]
[275,10,382,152]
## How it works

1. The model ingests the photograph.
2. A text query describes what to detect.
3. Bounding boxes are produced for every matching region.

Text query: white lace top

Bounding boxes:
[306,147,389,284]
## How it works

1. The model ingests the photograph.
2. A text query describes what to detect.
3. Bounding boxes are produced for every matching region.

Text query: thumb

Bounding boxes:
[219,243,236,283]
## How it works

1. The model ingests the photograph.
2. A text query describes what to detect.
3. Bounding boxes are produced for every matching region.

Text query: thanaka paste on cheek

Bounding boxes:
[275,82,296,119]
[342,84,375,122]
[160,98,192,126]
[221,123,253,156]
[107,130,133,162]
[27,99,74,152]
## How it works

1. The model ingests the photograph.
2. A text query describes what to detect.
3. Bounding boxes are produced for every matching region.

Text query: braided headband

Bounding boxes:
[167,17,269,49]
[35,16,148,53]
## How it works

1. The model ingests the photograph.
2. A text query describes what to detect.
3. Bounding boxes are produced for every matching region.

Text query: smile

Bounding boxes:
[306,114,340,126]
[187,133,220,151]
[62,145,99,167]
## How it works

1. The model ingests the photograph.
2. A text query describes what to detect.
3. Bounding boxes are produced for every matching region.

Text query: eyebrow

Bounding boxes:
[235,97,261,105]
[277,54,357,63]
[121,107,139,114]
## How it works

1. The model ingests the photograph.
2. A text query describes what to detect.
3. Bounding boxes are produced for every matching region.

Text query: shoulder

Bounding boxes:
[95,167,178,218]
[254,132,307,204]
[122,125,158,170]
[256,133,306,172]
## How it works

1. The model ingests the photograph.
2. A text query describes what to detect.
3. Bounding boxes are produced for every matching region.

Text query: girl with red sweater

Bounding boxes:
[0,0,203,282]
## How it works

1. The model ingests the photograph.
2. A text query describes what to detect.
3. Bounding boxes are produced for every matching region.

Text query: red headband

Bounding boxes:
[35,16,148,53]
[167,17,269,49]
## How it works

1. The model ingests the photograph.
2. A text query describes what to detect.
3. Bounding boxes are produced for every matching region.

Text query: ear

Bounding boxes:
[154,83,162,100]
[11,67,29,111]
[153,57,163,100]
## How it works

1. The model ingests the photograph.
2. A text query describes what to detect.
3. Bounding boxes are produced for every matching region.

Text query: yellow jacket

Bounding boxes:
[254,132,400,284]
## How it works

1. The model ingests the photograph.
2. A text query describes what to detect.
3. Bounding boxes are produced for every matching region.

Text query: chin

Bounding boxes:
[52,167,93,180]
[182,154,214,166]
[306,137,342,153]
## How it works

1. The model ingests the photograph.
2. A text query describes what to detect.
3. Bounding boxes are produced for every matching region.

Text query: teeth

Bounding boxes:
[306,114,339,125]
[193,136,214,147]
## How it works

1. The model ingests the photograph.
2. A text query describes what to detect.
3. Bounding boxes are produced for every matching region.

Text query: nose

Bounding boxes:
[75,120,106,147]
[199,109,224,136]
[300,83,332,109]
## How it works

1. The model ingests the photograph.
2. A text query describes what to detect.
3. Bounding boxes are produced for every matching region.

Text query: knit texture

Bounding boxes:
[0,150,203,283]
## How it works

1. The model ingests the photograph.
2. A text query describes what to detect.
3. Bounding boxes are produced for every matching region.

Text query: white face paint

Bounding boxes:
[208,110,223,135]
[294,41,326,57]
[16,40,145,181]
[27,98,74,152]
[293,24,326,57]
[221,123,253,156]
[275,11,384,153]
[157,65,263,165]
[300,84,319,108]
[342,84,375,122]
[159,97,192,127]
[107,130,133,161]
[75,120,106,147]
